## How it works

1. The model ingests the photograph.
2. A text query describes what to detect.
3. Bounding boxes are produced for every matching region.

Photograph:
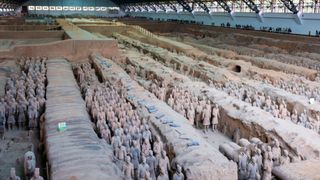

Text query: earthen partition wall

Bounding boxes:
[0,31,64,39]
[0,39,119,61]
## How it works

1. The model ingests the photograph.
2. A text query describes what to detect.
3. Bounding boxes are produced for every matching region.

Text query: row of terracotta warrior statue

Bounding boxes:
[3,57,47,180]
[74,63,184,180]
[0,57,46,137]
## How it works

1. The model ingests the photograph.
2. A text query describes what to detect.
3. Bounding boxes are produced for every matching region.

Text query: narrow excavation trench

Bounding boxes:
[0,57,48,179]
[73,61,180,179]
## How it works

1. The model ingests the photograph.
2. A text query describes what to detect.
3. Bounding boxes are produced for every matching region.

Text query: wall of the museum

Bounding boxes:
[128,11,320,36]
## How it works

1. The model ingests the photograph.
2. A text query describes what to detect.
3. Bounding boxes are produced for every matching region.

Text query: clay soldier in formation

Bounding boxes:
[254,149,263,173]
[195,102,202,128]
[262,146,273,180]
[142,138,151,156]
[122,156,134,180]
[6,98,17,130]
[101,126,111,144]
[153,135,163,156]
[272,105,279,118]
[291,109,298,124]
[0,114,4,139]
[8,168,21,180]
[28,101,38,130]
[233,128,241,144]
[272,140,281,166]
[116,145,127,161]
[156,167,169,180]
[173,164,184,180]
[111,134,121,156]
[37,96,45,115]
[238,150,248,180]
[17,103,26,129]
[159,87,166,102]
[187,106,195,125]
[202,106,211,132]
[247,158,260,180]
[315,115,320,134]
[146,150,157,180]
[211,104,220,131]
[0,99,6,119]
[30,168,44,180]
[142,125,152,144]
[158,150,170,177]
[279,150,290,165]
[24,152,36,179]
[298,109,307,127]
[131,140,141,178]
[0,100,5,138]
[138,156,150,180]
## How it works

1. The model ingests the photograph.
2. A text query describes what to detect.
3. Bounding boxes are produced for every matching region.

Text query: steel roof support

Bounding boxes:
[279,0,299,13]
[177,0,193,13]
[242,0,260,13]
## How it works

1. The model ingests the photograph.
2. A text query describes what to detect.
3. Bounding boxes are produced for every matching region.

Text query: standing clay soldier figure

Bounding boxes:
[122,156,134,180]
[298,110,307,127]
[116,145,127,161]
[187,106,195,125]
[233,128,241,144]
[167,95,174,108]
[279,150,290,165]
[254,149,263,174]
[195,103,202,128]
[28,102,38,130]
[291,109,298,124]
[211,104,220,131]
[159,87,166,102]
[131,141,141,178]
[7,100,16,130]
[138,156,150,180]
[17,103,27,129]
[0,101,5,139]
[202,106,211,132]
[247,158,260,180]
[272,140,281,166]
[146,150,157,180]
[142,139,151,156]
[238,150,248,180]
[112,134,121,156]
[153,135,163,156]
[30,168,44,180]
[8,168,21,180]
[159,150,170,178]
[262,146,273,180]
[157,167,169,180]
[24,151,36,179]
[173,164,184,180]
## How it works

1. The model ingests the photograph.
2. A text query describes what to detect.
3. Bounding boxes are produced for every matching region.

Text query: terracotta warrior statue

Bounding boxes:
[138,156,150,180]
[122,156,134,180]
[238,150,248,180]
[247,158,260,180]
[30,168,44,180]
[279,150,290,165]
[262,146,273,180]
[173,164,184,180]
[8,168,21,180]
[211,104,220,131]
